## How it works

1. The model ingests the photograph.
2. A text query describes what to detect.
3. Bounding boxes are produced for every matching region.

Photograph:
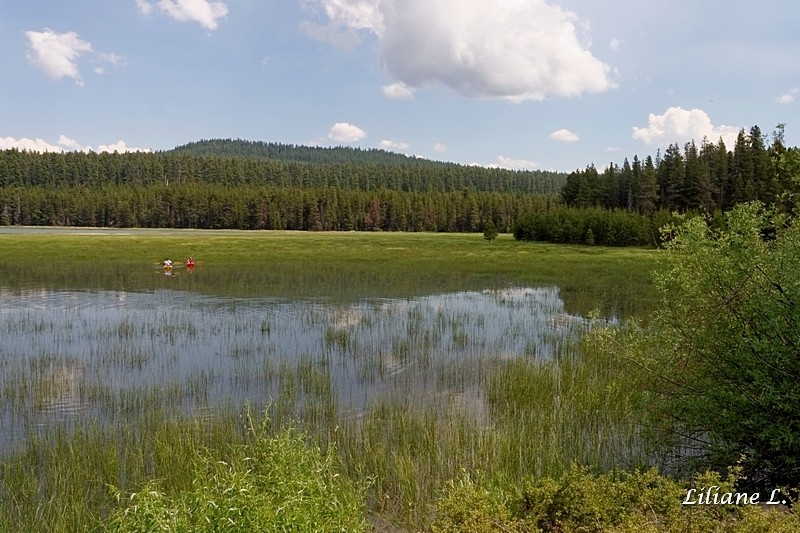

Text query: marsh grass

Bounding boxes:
[0,230,659,530]
[0,341,648,531]
[0,230,657,316]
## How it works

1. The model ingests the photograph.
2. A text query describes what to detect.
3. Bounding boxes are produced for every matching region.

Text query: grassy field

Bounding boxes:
[0,228,657,270]
[0,229,659,316]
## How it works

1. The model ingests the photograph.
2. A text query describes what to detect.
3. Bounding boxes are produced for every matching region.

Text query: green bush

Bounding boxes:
[433,466,800,532]
[483,222,499,241]
[513,207,658,247]
[616,203,800,488]
[108,420,369,532]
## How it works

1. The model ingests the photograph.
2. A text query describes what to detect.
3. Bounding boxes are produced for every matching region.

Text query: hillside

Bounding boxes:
[167,139,567,191]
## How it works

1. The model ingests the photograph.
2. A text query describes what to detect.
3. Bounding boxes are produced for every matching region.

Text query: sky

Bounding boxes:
[1,0,798,172]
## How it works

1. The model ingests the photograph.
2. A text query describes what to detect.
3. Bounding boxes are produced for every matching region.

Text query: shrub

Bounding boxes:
[512,207,657,246]
[483,222,499,241]
[648,204,799,488]
[108,419,369,532]
[433,466,800,532]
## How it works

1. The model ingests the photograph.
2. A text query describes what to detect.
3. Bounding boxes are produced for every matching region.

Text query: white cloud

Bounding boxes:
[382,82,414,100]
[96,140,152,153]
[0,136,64,152]
[137,0,229,30]
[433,142,447,153]
[776,88,798,104]
[98,52,125,66]
[93,52,126,75]
[609,38,621,51]
[304,0,384,37]
[379,139,410,151]
[306,0,616,101]
[550,129,580,142]
[493,155,540,170]
[300,0,382,50]
[328,122,367,143]
[135,0,154,15]
[632,106,740,147]
[0,135,150,153]
[58,135,85,150]
[25,29,93,85]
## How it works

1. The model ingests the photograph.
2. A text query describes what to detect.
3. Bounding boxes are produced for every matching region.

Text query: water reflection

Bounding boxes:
[0,286,611,450]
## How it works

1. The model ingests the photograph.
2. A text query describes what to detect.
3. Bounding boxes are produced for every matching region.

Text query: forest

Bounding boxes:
[560,124,796,214]
[0,183,550,233]
[0,126,797,243]
[0,140,566,194]
[513,124,800,245]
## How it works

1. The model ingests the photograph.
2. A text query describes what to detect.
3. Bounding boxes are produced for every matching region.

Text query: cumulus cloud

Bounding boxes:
[0,136,64,152]
[632,106,741,147]
[96,140,152,153]
[776,88,798,104]
[25,29,124,83]
[301,0,383,47]
[136,0,229,30]
[492,155,540,170]
[0,135,150,153]
[305,0,616,101]
[57,135,84,150]
[328,122,367,143]
[433,143,447,153]
[550,129,579,142]
[382,82,414,100]
[25,29,93,85]
[379,139,410,151]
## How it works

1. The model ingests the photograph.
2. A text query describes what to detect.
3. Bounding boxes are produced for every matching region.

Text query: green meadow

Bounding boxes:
[0,229,658,316]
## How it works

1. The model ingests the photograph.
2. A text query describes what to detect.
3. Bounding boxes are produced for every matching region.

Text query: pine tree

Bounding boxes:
[731,129,754,204]
[638,156,659,215]
[657,144,684,210]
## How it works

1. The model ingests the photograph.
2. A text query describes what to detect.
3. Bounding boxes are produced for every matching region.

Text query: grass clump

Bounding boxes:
[107,417,368,532]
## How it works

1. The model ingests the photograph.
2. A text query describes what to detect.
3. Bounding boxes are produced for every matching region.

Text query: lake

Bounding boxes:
[0,279,607,451]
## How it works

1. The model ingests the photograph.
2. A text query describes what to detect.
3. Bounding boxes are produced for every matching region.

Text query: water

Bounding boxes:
[0,284,607,451]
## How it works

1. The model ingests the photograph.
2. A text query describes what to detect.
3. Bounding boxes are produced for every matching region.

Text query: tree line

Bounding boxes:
[512,207,675,247]
[0,183,552,232]
[560,124,798,214]
[2,127,797,244]
[0,145,566,195]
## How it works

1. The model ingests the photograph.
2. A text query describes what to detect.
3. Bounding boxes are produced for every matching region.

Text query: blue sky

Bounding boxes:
[1,0,798,172]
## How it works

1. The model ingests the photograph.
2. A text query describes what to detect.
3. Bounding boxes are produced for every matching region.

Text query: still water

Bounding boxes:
[0,281,605,450]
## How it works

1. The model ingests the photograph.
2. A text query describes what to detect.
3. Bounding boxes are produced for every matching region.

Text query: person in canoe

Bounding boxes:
[163,259,173,270]
[186,257,195,270]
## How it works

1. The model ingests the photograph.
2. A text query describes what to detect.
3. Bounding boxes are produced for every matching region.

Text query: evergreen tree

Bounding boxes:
[637,156,659,215]
[657,144,685,210]
[731,129,754,204]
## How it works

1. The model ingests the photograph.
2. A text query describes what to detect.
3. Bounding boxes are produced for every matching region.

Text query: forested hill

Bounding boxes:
[166,138,567,193]
[169,139,424,165]
[0,140,569,231]
[0,140,567,195]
